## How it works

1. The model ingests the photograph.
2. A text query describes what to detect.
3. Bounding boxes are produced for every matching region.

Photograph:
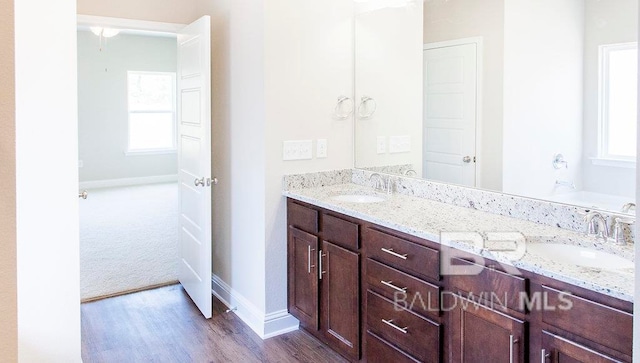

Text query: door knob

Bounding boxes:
[463,156,472,163]
[194,177,205,187]
[78,190,88,199]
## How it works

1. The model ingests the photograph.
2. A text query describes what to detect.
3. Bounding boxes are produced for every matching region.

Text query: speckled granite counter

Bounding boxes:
[284,183,635,302]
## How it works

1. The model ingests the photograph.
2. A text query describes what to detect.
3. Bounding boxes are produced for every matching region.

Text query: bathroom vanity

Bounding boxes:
[284,175,634,363]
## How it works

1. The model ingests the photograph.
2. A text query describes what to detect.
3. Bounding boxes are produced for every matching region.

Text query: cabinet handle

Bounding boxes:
[318,250,326,280]
[381,319,408,334]
[307,245,315,273]
[380,247,408,260]
[540,349,550,363]
[380,280,407,293]
[509,335,519,363]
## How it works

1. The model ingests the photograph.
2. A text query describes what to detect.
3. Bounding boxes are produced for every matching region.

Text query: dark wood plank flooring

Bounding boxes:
[81,284,347,363]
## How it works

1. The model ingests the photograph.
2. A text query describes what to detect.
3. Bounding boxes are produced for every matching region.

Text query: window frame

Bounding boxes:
[126,70,177,154]
[597,42,637,164]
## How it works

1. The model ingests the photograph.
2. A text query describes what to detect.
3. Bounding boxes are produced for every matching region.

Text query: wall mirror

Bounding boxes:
[354,0,638,215]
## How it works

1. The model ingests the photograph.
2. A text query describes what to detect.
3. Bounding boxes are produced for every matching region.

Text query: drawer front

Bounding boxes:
[287,201,318,234]
[366,258,440,318]
[541,285,633,357]
[366,290,441,362]
[322,213,359,250]
[448,258,527,313]
[365,331,420,363]
[365,228,439,282]
[542,331,626,363]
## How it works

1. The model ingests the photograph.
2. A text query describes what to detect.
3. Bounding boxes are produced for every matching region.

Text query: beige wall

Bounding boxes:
[0,0,18,360]
[77,0,201,24]
[424,0,504,191]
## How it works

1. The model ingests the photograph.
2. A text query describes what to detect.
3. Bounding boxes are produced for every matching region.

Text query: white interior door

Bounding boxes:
[177,15,212,319]
[423,43,477,187]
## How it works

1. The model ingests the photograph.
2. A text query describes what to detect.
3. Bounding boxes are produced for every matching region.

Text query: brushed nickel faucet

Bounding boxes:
[584,211,608,240]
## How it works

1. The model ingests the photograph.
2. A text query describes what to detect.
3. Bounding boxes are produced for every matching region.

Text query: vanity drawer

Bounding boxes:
[366,290,441,362]
[366,258,440,318]
[287,201,318,234]
[364,228,439,282]
[448,258,527,313]
[365,331,420,363]
[541,285,633,357]
[322,213,359,250]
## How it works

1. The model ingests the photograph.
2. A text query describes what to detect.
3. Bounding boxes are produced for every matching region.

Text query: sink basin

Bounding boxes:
[331,194,386,203]
[527,243,633,270]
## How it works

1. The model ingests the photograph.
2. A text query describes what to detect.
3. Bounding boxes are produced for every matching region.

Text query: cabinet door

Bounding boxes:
[321,241,360,360]
[541,331,626,363]
[288,227,319,330]
[450,296,525,363]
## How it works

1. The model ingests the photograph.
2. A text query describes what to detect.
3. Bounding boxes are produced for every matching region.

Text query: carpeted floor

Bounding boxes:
[80,182,179,301]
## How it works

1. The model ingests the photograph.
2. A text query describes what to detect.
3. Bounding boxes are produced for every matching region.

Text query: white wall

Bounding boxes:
[0,0,17,360]
[503,0,584,199]
[582,0,637,199]
[15,0,81,360]
[423,0,504,191]
[77,31,177,182]
[264,0,355,318]
[355,3,423,174]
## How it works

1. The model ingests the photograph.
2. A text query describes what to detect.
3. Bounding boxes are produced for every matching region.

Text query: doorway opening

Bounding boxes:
[77,21,180,302]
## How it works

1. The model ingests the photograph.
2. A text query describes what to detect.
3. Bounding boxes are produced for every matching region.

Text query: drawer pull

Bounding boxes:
[307,245,315,273]
[380,280,407,293]
[381,318,408,334]
[540,349,550,363]
[509,335,519,363]
[380,247,408,260]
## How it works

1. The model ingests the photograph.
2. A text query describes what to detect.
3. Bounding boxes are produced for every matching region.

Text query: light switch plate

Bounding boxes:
[78,160,84,168]
[283,140,313,160]
[316,139,327,158]
[389,135,411,153]
[377,136,386,154]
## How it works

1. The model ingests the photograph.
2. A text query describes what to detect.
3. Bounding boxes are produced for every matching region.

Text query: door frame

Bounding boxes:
[77,15,185,36]
[423,37,483,187]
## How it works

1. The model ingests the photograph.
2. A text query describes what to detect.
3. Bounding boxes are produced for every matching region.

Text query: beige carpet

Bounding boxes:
[80,182,179,301]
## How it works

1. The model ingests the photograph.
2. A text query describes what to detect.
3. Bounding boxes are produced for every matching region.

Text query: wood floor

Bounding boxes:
[81,284,347,363]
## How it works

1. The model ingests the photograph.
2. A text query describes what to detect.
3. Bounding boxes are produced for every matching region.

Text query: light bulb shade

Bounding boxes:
[89,27,120,38]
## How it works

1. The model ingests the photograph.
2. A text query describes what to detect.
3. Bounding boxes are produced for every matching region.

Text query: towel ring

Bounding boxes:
[334,96,354,120]
[358,95,377,119]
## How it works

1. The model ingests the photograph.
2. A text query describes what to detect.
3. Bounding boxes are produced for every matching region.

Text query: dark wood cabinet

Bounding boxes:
[286,197,633,363]
[321,241,360,360]
[287,200,361,361]
[287,226,319,330]
[449,294,525,363]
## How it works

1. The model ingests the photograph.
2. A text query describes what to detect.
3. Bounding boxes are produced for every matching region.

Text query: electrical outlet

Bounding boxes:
[377,136,386,154]
[389,135,411,153]
[283,140,313,160]
[317,139,327,158]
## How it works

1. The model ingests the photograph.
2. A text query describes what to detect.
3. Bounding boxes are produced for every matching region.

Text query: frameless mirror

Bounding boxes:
[354,0,638,215]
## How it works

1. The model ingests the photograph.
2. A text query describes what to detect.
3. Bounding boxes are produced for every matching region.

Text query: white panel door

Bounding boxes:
[177,16,212,319]
[423,43,477,187]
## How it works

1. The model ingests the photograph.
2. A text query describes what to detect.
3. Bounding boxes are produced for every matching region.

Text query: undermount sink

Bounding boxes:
[331,194,386,203]
[526,243,634,270]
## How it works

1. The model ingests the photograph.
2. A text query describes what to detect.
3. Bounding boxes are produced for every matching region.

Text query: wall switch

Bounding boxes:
[283,140,313,161]
[316,139,327,158]
[377,136,386,154]
[78,160,84,168]
[389,135,411,153]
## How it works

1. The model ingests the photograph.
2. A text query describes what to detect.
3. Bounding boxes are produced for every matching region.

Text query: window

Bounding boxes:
[599,42,637,161]
[127,71,176,153]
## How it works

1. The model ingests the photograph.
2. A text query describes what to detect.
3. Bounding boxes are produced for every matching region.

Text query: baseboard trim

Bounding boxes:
[211,274,299,339]
[81,280,179,303]
[79,174,178,189]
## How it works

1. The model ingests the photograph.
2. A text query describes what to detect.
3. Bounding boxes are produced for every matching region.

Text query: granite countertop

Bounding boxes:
[284,183,635,302]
